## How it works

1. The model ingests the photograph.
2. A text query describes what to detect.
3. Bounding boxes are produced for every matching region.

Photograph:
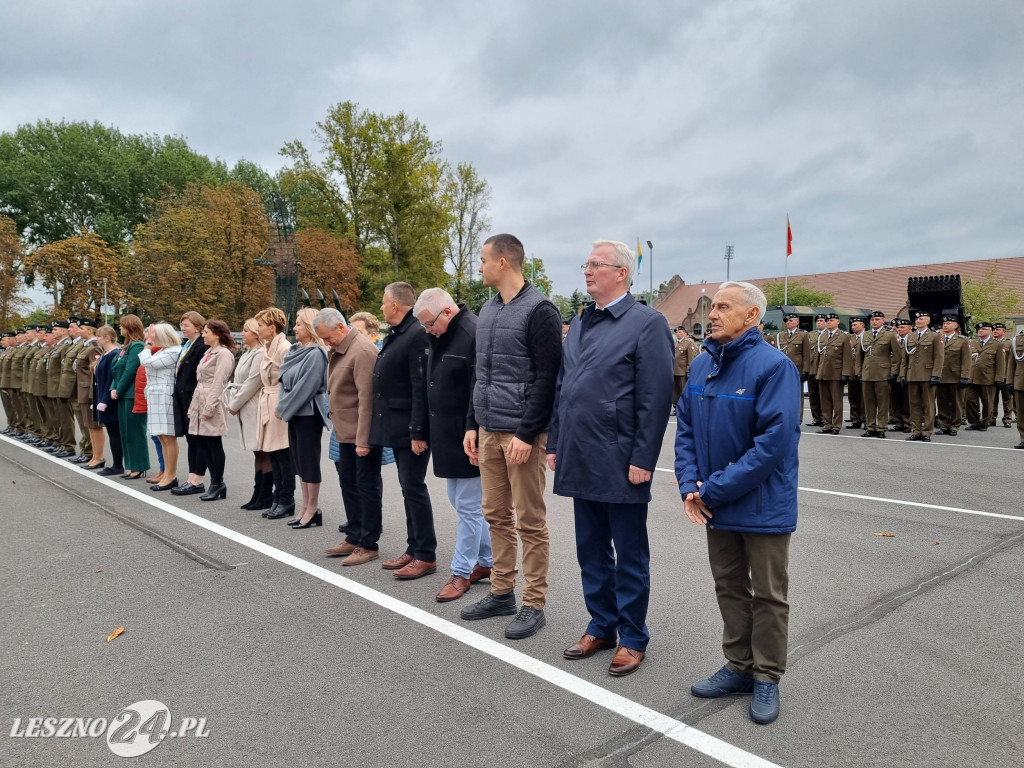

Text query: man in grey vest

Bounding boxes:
[462,233,562,639]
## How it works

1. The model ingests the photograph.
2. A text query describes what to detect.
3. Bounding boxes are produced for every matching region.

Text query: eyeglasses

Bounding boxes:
[580,261,623,272]
[420,310,444,330]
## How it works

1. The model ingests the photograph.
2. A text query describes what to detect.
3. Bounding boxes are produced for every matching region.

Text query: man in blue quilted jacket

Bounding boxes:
[674,281,801,725]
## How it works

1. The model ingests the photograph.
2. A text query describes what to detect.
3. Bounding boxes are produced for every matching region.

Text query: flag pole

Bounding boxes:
[784,214,791,305]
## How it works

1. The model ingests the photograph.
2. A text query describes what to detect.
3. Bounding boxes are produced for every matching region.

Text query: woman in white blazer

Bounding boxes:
[138,322,182,491]
[227,318,269,510]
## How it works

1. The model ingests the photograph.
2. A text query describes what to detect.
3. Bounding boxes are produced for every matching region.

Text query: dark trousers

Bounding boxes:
[392,445,436,561]
[847,379,862,423]
[337,443,384,551]
[999,385,1015,424]
[184,433,208,476]
[862,380,891,432]
[707,529,791,683]
[890,378,909,428]
[819,378,844,430]
[194,435,225,484]
[573,498,651,652]
[935,383,963,431]
[907,381,936,435]
[104,421,124,470]
[268,447,295,505]
[807,375,822,423]
[965,384,995,428]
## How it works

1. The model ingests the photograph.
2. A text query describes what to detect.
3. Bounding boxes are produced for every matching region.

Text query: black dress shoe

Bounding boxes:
[99,466,123,476]
[845,423,863,429]
[1014,442,1024,449]
[816,428,832,434]
[150,479,179,491]
[806,421,824,427]
[947,430,957,436]
[965,425,988,431]
[266,502,295,519]
[172,482,205,496]
[55,450,75,458]
[875,431,886,438]
[69,455,90,464]
[860,431,876,437]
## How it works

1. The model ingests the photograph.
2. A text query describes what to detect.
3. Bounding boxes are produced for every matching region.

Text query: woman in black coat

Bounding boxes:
[171,310,210,496]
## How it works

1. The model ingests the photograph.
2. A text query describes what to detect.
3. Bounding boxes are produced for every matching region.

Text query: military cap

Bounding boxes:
[1,331,13,337]
[783,312,799,320]
[814,313,828,320]
[826,312,839,320]
[913,310,931,319]
[993,322,1006,330]
[850,316,866,324]
[869,310,885,318]
[976,321,993,330]
[79,317,99,328]
[67,316,80,324]
[52,319,70,329]
[893,318,910,327]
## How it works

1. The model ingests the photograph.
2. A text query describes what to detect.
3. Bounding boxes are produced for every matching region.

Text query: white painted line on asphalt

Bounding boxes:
[654,467,1024,521]
[0,435,780,768]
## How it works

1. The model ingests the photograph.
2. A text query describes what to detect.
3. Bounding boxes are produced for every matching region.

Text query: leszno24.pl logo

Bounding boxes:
[10,700,208,758]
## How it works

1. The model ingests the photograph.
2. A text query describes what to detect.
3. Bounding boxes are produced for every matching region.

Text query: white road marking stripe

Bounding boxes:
[800,431,1019,451]
[654,469,1023,521]
[1,435,779,768]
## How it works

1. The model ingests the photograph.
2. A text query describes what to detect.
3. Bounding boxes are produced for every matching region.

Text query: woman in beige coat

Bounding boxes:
[255,307,295,519]
[186,320,236,501]
[226,318,269,510]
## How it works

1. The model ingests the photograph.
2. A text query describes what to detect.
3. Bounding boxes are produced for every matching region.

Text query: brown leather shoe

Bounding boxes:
[608,646,645,676]
[563,633,617,660]
[325,541,357,557]
[394,559,437,580]
[469,564,492,583]
[341,547,379,566]
[381,553,414,570]
[435,575,471,602]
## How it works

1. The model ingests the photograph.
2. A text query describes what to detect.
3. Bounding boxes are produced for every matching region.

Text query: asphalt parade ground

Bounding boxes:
[1,407,1022,768]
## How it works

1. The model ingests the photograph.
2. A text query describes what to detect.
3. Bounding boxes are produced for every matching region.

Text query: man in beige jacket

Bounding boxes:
[315,308,384,566]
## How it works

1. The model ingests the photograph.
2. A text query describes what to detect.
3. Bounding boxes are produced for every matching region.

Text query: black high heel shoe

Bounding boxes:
[200,482,227,501]
[150,478,179,491]
[291,509,322,529]
[85,460,106,470]
[124,471,147,480]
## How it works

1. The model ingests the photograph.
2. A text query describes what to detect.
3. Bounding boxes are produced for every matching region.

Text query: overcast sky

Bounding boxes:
[3,0,1022,301]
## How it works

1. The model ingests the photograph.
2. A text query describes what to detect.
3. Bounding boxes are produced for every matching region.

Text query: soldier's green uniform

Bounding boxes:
[855,311,904,437]
[0,333,16,432]
[993,324,1015,427]
[965,323,1006,431]
[935,316,972,435]
[46,323,77,454]
[901,312,944,440]
[777,313,814,424]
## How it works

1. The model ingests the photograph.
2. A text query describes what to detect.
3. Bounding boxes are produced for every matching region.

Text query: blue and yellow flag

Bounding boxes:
[636,238,643,275]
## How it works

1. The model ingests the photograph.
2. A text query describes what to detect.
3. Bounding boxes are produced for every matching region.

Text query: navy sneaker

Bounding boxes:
[749,680,780,724]
[460,591,517,621]
[691,665,756,698]
[504,606,546,639]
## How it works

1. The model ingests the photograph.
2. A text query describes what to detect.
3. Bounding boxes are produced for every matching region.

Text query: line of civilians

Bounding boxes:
[1,234,801,725]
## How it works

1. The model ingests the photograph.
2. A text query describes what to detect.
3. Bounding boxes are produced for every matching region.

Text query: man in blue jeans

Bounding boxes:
[674,281,801,724]
[413,288,493,602]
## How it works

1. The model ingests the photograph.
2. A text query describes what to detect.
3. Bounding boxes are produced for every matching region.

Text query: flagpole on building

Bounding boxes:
[647,240,654,306]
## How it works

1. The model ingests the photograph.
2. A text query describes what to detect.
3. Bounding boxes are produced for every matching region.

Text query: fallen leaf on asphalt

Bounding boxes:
[107,627,125,642]
[872,532,896,537]
[94,569,103,573]
[933,542,940,545]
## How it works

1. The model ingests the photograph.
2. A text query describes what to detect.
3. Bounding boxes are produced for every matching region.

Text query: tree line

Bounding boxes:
[0,105,556,330]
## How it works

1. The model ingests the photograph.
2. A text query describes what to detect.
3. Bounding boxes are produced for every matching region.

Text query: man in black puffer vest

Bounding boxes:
[461,233,562,640]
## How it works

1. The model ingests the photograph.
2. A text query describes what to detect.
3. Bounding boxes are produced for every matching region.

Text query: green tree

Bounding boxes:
[21,229,124,317]
[443,162,490,303]
[963,267,1021,325]
[760,278,834,307]
[523,256,553,296]
[0,216,30,329]
[0,120,225,247]
[130,182,272,326]
[281,102,450,297]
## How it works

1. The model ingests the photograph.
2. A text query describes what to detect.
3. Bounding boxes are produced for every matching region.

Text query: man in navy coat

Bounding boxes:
[547,240,674,677]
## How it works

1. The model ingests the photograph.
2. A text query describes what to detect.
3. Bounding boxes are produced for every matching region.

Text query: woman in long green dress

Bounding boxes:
[110,314,150,479]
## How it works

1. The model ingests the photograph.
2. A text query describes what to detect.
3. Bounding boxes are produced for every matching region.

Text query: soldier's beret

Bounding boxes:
[869,310,885,318]
[1,331,13,338]
[993,322,1006,330]
[51,320,70,329]
[942,315,957,322]
[814,313,827,320]
[976,322,993,330]
[783,313,799,320]
[850,316,866,324]
[826,312,839,320]
[893,318,910,326]
[67,316,79,325]
[914,310,931,318]
[79,318,99,328]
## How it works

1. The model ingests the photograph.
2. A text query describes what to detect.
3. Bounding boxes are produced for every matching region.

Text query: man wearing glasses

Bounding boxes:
[548,241,673,676]
[462,233,562,639]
